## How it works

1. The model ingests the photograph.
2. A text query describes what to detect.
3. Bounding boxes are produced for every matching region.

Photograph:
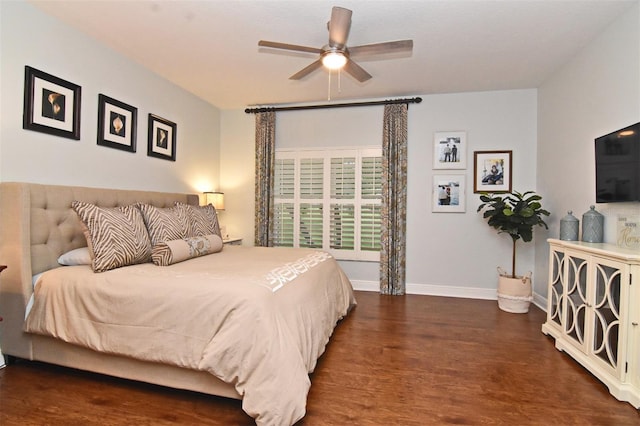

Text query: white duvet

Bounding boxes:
[25,246,356,426]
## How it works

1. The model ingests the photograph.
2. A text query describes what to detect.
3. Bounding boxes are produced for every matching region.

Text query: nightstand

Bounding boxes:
[223,237,242,246]
[0,265,6,369]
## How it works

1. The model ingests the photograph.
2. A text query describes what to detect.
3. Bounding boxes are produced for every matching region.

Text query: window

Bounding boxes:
[273,147,382,261]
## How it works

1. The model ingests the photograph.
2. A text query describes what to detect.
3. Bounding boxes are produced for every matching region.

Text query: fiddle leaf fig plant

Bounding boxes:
[477,190,550,278]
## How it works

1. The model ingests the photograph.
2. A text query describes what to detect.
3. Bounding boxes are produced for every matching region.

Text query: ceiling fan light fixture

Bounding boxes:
[322,51,347,70]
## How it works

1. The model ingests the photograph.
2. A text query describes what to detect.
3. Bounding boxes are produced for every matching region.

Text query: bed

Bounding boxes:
[0,182,356,426]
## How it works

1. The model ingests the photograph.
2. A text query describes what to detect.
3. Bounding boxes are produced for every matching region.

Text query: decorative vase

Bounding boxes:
[560,211,579,241]
[497,268,533,313]
[582,205,604,243]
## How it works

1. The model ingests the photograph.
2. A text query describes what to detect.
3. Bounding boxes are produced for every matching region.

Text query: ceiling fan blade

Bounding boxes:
[348,40,414,57]
[343,59,372,82]
[258,40,323,54]
[328,6,352,48]
[289,59,323,80]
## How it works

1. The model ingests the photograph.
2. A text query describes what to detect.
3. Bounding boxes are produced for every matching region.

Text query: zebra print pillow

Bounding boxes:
[137,204,190,246]
[175,202,221,238]
[72,201,153,273]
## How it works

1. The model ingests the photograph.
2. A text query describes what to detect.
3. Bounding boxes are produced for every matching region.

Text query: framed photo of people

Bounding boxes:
[433,131,466,169]
[473,150,512,193]
[23,66,81,140]
[147,114,177,161]
[432,174,466,213]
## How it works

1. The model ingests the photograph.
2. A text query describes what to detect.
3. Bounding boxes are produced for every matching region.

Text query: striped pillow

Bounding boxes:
[151,234,223,266]
[72,201,152,273]
[137,204,190,246]
[175,202,221,238]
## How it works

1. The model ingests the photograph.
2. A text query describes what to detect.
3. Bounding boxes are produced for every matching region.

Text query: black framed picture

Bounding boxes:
[97,94,137,153]
[147,114,176,161]
[23,66,81,140]
[473,150,512,193]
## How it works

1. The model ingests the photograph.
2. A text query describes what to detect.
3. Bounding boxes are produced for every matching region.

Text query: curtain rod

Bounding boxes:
[244,97,422,114]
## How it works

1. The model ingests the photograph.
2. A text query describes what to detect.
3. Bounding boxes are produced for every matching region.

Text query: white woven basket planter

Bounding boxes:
[497,269,532,314]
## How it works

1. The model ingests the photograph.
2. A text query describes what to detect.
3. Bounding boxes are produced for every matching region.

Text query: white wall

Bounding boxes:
[536,3,640,306]
[0,1,220,194]
[220,89,539,298]
[408,90,538,298]
[219,109,255,243]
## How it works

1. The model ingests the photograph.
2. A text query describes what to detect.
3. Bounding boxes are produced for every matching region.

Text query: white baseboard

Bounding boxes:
[350,279,548,312]
[349,280,380,292]
[350,280,495,299]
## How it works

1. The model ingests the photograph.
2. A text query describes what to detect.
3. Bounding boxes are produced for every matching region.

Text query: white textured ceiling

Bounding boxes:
[30,0,637,109]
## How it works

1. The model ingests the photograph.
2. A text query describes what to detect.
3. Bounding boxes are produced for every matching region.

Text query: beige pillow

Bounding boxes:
[137,203,190,246]
[175,202,221,238]
[72,201,152,273]
[151,234,223,266]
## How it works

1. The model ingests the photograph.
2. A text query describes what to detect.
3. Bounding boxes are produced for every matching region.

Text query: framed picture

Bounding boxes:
[433,174,466,213]
[23,66,81,140]
[473,150,512,193]
[147,114,176,161]
[433,131,466,169]
[97,94,137,153]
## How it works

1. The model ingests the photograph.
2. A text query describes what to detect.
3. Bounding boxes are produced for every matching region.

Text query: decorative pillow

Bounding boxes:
[71,201,152,273]
[137,204,190,246]
[175,202,221,238]
[151,234,223,266]
[58,247,91,266]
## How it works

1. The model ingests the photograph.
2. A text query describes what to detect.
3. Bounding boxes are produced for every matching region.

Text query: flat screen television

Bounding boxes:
[595,121,640,203]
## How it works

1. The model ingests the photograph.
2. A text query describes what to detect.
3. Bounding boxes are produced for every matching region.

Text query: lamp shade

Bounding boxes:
[204,192,225,211]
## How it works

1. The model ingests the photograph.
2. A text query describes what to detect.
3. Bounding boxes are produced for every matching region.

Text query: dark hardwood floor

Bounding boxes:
[1,291,639,425]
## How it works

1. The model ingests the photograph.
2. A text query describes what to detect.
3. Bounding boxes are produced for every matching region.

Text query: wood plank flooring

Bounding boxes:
[1,291,639,425]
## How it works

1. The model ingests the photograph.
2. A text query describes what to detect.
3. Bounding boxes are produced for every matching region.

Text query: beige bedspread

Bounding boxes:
[24,246,356,426]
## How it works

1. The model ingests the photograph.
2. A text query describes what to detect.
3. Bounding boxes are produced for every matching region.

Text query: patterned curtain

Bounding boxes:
[254,111,276,247]
[380,104,408,295]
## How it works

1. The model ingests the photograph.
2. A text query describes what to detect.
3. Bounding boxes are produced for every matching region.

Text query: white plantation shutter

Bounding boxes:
[331,157,356,199]
[273,158,295,247]
[360,155,382,252]
[330,203,355,250]
[273,203,295,247]
[300,158,323,198]
[361,156,382,199]
[273,147,381,261]
[274,158,295,199]
[360,204,381,251]
[299,203,323,248]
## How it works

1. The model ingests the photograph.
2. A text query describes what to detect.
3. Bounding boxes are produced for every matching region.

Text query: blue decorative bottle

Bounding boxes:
[582,205,604,243]
[560,211,579,241]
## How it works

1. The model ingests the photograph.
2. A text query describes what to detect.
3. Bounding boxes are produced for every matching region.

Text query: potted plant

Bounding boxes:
[477,190,550,313]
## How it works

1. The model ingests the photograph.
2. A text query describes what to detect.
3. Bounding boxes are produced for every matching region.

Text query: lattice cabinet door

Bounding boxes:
[590,256,630,378]
[564,250,589,353]
[546,248,566,332]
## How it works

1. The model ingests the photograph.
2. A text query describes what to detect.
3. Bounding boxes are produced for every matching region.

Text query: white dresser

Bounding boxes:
[542,239,640,407]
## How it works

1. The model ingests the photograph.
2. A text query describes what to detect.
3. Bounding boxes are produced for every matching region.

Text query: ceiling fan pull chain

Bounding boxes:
[327,70,332,101]
[338,69,342,93]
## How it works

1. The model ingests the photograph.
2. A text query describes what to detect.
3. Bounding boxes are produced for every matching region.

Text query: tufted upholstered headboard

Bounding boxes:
[0,182,199,356]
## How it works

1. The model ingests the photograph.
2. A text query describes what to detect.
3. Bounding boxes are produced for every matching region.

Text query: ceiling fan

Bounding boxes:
[258,6,413,82]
